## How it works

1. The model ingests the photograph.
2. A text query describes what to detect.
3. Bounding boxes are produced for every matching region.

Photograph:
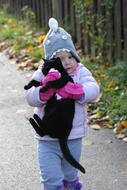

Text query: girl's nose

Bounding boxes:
[63,58,70,65]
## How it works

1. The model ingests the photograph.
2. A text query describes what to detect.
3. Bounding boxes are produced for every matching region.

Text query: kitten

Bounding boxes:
[24,57,85,174]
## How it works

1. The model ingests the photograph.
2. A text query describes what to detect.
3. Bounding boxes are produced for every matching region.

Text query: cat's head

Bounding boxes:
[42,57,65,76]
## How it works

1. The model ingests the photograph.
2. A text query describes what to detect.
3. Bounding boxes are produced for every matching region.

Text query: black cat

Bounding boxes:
[24,57,85,174]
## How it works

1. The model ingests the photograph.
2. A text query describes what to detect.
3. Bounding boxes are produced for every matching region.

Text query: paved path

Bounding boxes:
[0,53,127,190]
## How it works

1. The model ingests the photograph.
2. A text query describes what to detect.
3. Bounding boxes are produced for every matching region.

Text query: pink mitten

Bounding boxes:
[39,71,60,101]
[57,82,83,100]
[56,87,72,99]
[43,71,60,85]
[39,88,56,101]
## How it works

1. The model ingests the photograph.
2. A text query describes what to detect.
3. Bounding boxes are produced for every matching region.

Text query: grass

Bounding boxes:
[0,5,45,65]
[82,57,127,125]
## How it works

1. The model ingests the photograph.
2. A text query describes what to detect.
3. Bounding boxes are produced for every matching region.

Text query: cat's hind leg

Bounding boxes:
[29,116,45,136]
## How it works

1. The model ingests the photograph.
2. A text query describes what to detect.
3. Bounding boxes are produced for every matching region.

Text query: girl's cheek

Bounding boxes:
[61,60,65,67]
[61,60,67,68]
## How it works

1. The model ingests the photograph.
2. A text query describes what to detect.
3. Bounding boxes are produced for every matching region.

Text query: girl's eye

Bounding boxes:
[69,55,73,59]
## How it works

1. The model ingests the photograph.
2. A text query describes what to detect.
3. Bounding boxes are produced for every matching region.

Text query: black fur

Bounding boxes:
[24,80,41,90]
[24,57,85,174]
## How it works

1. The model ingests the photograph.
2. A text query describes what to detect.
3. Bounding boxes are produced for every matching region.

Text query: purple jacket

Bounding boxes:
[25,63,100,140]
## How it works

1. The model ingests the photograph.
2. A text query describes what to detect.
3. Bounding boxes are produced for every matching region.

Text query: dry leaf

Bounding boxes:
[89,113,100,120]
[12,43,17,49]
[0,42,6,51]
[90,124,101,130]
[105,140,113,144]
[25,73,32,78]
[122,161,127,176]
[27,44,34,52]
[16,109,27,114]
[123,137,127,142]
[26,31,33,36]
[11,89,18,93]
[121,120,127,127]
[37,34,46,43]
[115,120,127,134]
[117,134,125,139]
[17,59,33,70]
[83,139,93,146]
[113,128,117,134]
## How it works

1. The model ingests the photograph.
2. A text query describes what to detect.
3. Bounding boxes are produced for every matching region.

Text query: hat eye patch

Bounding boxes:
[46,40,51,45]
[62,35,67,40]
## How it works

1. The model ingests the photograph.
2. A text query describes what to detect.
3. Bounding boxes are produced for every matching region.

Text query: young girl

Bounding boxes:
[25,18,100,190]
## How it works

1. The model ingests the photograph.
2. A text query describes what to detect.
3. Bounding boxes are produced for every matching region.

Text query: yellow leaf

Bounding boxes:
[7,18,13,24]
[107,80,116,89]
[115,120,127,134]
[121,120,127,127]
[12,43,17,49]
[27,45,34,52]
[38,34,46,44]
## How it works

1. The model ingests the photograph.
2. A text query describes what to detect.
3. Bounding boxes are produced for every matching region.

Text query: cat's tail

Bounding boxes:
[59,139,85,174]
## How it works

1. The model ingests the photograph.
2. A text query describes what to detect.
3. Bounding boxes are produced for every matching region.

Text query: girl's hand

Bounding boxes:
[56,82,83,100]
[39,88,55,101]
[39,70,60,101]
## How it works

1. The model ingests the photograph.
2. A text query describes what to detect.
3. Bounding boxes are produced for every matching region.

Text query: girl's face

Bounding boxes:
[55,51,78,74]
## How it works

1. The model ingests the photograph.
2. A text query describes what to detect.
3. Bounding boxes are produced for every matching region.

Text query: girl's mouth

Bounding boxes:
[65,67,71,70]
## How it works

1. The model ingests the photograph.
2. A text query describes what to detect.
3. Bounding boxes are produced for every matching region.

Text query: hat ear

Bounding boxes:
[48,18,58,32]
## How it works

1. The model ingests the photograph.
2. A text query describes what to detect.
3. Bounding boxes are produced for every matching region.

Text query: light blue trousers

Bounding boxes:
[38,138,82,190]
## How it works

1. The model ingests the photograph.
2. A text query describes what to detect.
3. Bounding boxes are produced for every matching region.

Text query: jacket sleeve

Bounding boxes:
[77,66,100,104]
[25,68,46,107]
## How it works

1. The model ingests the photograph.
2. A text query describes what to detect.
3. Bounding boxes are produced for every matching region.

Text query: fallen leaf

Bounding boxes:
[17,59,33,70]
[121,120,127,127]
[26,31,33,36]
[123,137,127,142]
[37,34,46,44]
[113,128,117,134]
[16,109,27,114]
[115,120,127,135]
[89,113,101,119]
[90,124,101,130]
[122,161,127,176]
[11,89,18,93]
[83,139,93,146]
[12,43,17,49]
[27,44,34,52]
[7,18,13,24]
[0,41,6,51]
[117,134,126,139]
[105,140,113,144]
[25,73,32,78]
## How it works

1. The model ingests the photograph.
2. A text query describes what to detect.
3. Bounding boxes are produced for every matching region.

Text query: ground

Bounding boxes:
[0,53,127,190]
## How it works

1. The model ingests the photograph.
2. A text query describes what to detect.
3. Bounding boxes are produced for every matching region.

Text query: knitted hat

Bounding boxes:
[43,18,80,62]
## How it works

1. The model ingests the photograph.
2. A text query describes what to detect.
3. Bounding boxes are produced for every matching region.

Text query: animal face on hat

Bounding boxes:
[43,18,80,62]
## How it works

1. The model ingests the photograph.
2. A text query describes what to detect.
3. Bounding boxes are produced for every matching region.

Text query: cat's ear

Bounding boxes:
[56,57,61,62]
[42,58,46,62]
